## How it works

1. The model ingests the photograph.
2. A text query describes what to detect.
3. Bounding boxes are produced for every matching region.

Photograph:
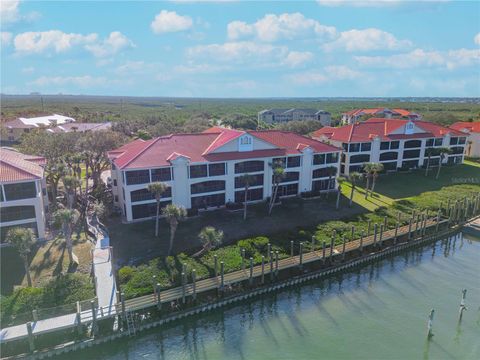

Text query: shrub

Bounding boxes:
[118,266,135,283]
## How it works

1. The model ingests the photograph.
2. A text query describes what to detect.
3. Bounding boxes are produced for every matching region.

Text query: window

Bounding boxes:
[402,160,419,169]
[275,183,299,198]
[126,170,149,185]
[349,165,364,173]
[312,179,335,192]
[235,188,263,203]
[208,163,226,176]
[426,138,434,147]
[380,142,390,150]
[152,167,172,182]
[132,201,171,220]
[313,154,325,165]
[450,146,464,155]
[191,180,225,194]
[382,162,397,171]
[4,182,37,201]
[235,160,264,174]
[287,156,301,168]
[349,143,361,152]
[130,187,171,203]
[403,149,421,159]
[114,196,119,202]
[434,138,443,146]
[390,141,400,149]
[313,167,336,179]
[426,138,442,147]
[191,193,225,209]
[0,205,36,222]
[189,164,208,179]
[361,143,371,152]
[326,152,339,164]
[113,179,117,187]
[342,143,348,151]
[379,152,398,161]
[276,172,299,184]
[458,137,466,145]
[350,154,370,164]
[450,137,459,145]
[404,140,421,149]
[235,174,264,188]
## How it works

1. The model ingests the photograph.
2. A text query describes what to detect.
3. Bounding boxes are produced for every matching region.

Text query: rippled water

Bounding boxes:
[67,233,480,360]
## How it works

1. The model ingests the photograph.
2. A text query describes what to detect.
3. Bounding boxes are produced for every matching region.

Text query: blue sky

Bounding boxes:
[1,0,479,97]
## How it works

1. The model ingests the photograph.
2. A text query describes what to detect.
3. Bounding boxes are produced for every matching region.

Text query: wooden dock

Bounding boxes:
[0,216,453,345]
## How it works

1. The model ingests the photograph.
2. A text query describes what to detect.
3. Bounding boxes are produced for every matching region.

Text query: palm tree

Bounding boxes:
[325,166,337,199]
[348,172,363,207]
[424,148,436,177]
[363,163,375,199]
[62,175,80,209]
[336,177,344,210]
[370,163,384,196]
[193,226,224,258]
[6,228,35,287]
[147,182,169,237]
[436,147,452,180]
[268,162,285,215]
[240,173,254,220]
[54,208,80,265]
[162,204,187,256]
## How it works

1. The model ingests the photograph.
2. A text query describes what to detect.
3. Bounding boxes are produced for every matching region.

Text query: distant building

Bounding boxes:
[341,108,420,125]
[312,118,466,176]
[449,122,480,157]
[108,127,341,223]
[3,114,76,141]
[47,122,112,134]
[0,148,48,244]
[258,108,331,126]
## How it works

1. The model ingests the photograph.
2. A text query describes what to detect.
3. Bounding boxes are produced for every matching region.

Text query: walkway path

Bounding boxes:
[0,216,451,344]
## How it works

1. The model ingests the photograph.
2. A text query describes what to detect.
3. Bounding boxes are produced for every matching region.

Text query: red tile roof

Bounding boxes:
[343,108,413,117]
[109,128,341,170]
[449,122,480,134]
[312,118,463,143]
[0,148,45,183]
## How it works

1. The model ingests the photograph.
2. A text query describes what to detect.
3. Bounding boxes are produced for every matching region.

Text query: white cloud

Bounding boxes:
[286,65,362,85]
[85,31,134,57]
[227,13,336,42]
[21,66,34,74]
[1,32,13,47]
[283,51,313,67]
[475,33,480,46]
[151,10,193,34]
[355,48,480,69]
[174,63,230,74]
[1,0,20,23]
[317,0,402,7]
[29,75,108,88]
[14,30,97,54]
[324,28,412,52]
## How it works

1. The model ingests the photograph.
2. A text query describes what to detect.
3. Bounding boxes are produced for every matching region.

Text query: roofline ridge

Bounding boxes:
[120,137,164,169]
[0,158,43,180]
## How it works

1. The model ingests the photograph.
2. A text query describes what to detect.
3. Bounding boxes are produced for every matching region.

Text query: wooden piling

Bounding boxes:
[181,272,186,304]
[408,218,413,240]
[394,222,399,244]
[192,271,197,301]
[121,292,126,320]
[373,223,378,247]
[379,224,384,246]
[27,321,35,352]
[360,231,364,252]
[156,283,161,309]
[270,251,274,280]
[214,255,218,277]
[90,300,97,336]
[220,261,225,291]
[299,242,304,269]
[32,309,38,322]
[322,240,326,264]
[290,240,294,257]
[342,236,346,261]
[275,251,279,276]
[249,257,253,285]
[261,256,265,284]
[311,235,315,253]
[241,248,246,271]
[76,301,82,335]
[367,220,371,236]
[351,225,355,243]
[330,231,336,258]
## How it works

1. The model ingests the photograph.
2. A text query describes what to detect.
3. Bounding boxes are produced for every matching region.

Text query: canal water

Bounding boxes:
[68,233,480,360]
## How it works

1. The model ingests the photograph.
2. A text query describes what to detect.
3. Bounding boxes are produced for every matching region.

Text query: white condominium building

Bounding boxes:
[108,127,341,223]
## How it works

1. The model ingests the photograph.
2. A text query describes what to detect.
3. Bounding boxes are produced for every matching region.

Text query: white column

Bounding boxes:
[371,138,381,163]
[264,159,273,198]
[396,141,405,169]
[171,158,190,208]
[225,162,235,203]
[299,149,313,193]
